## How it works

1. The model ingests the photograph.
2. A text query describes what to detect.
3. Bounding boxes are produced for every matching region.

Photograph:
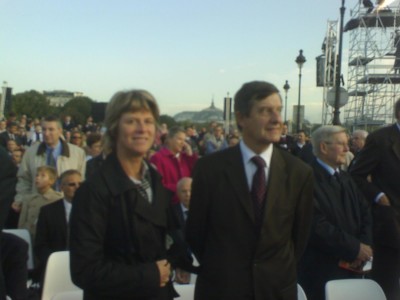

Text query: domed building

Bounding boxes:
[174,99,224,123]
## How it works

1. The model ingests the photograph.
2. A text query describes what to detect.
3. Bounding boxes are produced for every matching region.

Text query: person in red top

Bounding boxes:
[150,126,198,204]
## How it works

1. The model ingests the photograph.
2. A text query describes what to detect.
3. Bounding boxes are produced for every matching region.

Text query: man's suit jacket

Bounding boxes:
[298,160,372,300]
[0,131,22,148]
[0,146,18,300]
[349,124,400,300]
[34,199,68,269]
[186,145,314,300]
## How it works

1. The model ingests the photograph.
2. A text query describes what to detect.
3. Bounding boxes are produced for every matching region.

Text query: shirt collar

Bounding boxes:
[316,158,339,175]
[239,140,273,168]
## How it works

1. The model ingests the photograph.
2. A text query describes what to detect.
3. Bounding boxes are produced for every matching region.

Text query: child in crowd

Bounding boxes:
[18,166,62,242]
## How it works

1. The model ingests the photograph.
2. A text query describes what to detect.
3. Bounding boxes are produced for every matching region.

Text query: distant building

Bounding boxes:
[43,90,84,107]
[174,100,224,123]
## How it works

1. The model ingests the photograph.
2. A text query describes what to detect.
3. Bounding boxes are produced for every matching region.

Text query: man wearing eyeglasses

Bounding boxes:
[298,125,372,300]
[34,169,82,288]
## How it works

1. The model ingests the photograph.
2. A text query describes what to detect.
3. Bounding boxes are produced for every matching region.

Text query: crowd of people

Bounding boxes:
[0,81,399,300]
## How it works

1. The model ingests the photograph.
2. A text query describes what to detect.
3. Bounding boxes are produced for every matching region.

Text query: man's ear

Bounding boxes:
[320,142,328,155]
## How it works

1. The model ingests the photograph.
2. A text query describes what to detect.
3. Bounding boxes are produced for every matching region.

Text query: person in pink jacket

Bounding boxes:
[150,126,198,204]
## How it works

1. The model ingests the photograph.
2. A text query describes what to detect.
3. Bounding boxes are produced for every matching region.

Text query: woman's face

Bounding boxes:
[167,132,186,154]
[116,110,156,157]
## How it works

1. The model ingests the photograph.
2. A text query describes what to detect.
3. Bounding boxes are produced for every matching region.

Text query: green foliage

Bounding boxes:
[62,96,93,125]
[11,90,51,118]
[159,114,177,128]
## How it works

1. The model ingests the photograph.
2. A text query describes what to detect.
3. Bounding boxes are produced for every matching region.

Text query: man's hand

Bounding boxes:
[11,201,22,213]
[175,268,191,284]
[357,243,373,262]
[378,194,390,206]
[156,259,171,287]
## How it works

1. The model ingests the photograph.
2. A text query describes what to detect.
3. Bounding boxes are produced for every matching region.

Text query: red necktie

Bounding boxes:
[251,156,267,226]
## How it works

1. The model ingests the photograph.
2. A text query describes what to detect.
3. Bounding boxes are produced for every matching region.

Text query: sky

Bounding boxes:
[0,0,369,123]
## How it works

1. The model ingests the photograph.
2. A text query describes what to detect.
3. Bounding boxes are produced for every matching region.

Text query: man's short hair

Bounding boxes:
[60,169,81,185]
[43,115,62,129]
[36,166,58,182]
[234,81,280,130]
[311,125,347,157]
[86,133,102,148]
[352,129,368,140]
[167,126,185,139]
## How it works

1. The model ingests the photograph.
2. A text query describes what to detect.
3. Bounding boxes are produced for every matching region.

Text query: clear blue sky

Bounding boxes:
[1,0,359,123]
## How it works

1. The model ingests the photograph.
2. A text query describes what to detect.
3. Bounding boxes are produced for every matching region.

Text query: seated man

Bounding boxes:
[172,177,193,284]
[34,169,82,287]
[298,126,373,300]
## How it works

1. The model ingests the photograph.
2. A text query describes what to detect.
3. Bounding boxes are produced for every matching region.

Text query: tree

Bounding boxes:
[159,114,177,129]
[11,90,51,118]
[61,96,93,125]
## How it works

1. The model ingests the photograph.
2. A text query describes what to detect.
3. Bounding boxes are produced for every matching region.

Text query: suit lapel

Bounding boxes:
[263,148,287,220]
[390,124,400,161]
[53,200,67,241]
[224,146,255,224]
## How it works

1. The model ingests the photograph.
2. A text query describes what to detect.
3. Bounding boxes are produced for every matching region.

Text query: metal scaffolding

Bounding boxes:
[320,20,339,125]
[344,0,400,130]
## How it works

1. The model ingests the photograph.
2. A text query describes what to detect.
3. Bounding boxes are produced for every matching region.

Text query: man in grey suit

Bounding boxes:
[186,81,314,300]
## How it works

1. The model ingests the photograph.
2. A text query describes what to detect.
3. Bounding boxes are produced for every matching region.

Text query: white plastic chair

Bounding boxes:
[173,283,195,300]
[41,251,81,300]
[325,279,386,300]
[3,228,34,270]
[297,283,307,300]
[50,290,83,300]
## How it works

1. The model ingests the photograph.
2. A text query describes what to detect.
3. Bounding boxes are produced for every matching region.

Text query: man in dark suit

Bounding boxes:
[34,169,82,286]
[172,177,192,284]
[0,146,29,300]
[298,126,372,300]
[276,123,294,151]
[0,122,22,148]
[186,81,314,300]
[349,99,400,300]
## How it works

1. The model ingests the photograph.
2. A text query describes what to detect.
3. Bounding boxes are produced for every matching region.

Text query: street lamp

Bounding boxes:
[333,0,345,125]
[295,49,306,132]
[283,80,290,123]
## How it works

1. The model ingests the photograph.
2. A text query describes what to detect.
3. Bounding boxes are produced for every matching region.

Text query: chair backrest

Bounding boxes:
[297,283,307,300]
[50,290,83,300]
[325,279,386,300]
[41,251,81,300]
[173,283,195,300]
[3,228,34,270]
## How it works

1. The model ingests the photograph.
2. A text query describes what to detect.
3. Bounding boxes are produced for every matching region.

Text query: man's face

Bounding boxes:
[351,133,365,152]
[8,125,18,134]
[0,121,6,130]
[281,125,288,135]
[11,150,22,165]
[6,140,18,152]
[177,179,192,208]
[321,132,349,168]
[42,121,62,147]
[35,125,42,133]
[213,127,223,139]
[236,93,283,153]
[61,174,82,202]
[297,132,306,144]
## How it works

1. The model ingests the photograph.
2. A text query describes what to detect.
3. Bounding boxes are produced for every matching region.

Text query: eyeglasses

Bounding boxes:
[65,182,81,187]
[71,136,82,139]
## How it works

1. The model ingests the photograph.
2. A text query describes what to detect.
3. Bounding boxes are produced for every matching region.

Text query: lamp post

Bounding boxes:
[283,80,290,123]
[333,0,345,125]
[295,49,306,132]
